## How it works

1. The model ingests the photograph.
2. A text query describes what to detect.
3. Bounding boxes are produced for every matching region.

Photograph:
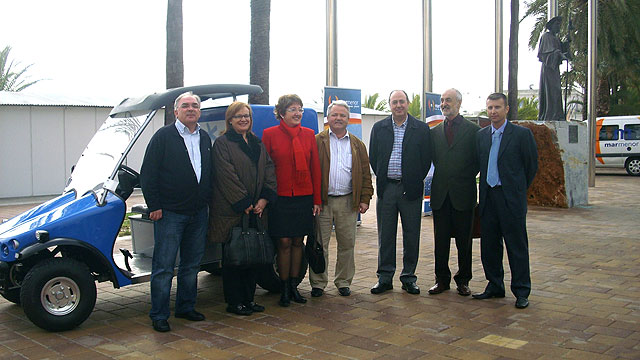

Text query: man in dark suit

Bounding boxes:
[428,89,480,296]
[369,90,432,295]
[473,93,538,309]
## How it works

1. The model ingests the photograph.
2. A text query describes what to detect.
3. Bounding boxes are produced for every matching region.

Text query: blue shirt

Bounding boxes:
[175,120,202,183]
[387,116,407,180]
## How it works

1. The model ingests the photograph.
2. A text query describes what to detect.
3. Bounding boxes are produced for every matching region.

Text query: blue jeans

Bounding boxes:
[149,207,207,321]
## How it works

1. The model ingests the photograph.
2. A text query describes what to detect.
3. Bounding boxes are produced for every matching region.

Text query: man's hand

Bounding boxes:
[149,209,163,221]
[313,205,322,216]
[244,204,254,215]
[359,203,369,214]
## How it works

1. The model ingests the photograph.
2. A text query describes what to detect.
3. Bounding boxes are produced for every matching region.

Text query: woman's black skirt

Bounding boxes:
[268,195,313,238]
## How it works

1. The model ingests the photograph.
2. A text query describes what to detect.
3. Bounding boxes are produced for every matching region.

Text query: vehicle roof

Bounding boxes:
[597,115,640,122]
[109,84,262,117]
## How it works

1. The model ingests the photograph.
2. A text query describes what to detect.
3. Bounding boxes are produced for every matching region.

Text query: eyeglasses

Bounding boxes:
[286,107,304,114]
[232,114,251,119]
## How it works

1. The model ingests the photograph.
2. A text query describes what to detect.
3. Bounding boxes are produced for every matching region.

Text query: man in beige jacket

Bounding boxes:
[310,100,373,297]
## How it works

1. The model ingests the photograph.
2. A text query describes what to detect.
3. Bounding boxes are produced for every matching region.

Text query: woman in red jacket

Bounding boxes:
[262,94,321,307]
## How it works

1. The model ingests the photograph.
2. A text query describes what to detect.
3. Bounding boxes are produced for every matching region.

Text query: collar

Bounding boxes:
[491,120,507,135]
[391,115,408,128]
[175,119,201,135]
[329,128,350,140]
[445,114,462,127]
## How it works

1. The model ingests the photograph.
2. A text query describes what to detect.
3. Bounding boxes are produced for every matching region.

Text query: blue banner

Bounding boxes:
[323,86,362,139]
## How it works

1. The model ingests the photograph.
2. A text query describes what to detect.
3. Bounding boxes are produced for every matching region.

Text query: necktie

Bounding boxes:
[487,131,501,187]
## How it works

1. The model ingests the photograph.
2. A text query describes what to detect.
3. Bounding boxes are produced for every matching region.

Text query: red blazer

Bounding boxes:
[263,124,321,205]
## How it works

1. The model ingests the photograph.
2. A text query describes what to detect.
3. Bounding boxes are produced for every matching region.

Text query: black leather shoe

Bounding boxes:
[370,282,393,294]
[472,291,506,300]
[226,304,253,316]
[289,278,307,304]
[311,288,324,297]
[245,302,265,312]
[515,298,529,309]
[428,283,450,295]
[338,287,351,296]
[401,282,420,294]
[456,284,471,296]
[152,319,171,332]
[175,310,205,321]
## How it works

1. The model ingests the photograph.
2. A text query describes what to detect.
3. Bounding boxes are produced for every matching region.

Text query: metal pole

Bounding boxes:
[548,0,558,21]
[587,0,597,187]
[422,0,432,121]
[326,0,338,86]
[494,0,503,93]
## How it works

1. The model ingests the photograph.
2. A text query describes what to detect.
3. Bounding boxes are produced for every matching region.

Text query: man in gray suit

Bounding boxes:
[428,89,480,296]
[473,93,538,309]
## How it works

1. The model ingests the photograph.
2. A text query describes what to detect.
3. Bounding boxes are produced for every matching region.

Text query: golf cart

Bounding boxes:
[0,84,315,331]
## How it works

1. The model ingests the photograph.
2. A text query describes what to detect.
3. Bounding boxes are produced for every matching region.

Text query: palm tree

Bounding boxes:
[362,93,388,111]
[507,0,519,121]
[408,93,421,120]
[0,46,42,92]
[165,0,184,124]
[249,0,270,104]
[524,0,640,117]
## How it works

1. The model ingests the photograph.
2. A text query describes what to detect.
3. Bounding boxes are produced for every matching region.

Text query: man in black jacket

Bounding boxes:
[369,90,432,295]
[140,91,212,332]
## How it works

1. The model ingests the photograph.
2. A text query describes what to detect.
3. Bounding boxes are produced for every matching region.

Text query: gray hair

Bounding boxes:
[174,91,201,111]
[444,88,462,102]
[327,100,350,116]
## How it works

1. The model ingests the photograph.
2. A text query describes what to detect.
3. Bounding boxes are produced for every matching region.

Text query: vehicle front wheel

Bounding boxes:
[625,157,640,176]
[255,254,308,293]
[20,257,96,332]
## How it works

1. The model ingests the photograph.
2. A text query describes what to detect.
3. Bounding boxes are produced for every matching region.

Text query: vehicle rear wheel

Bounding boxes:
[255,255,308,293]
[625,157,640,176]
[20,257,96,332]
[1,288,21,304]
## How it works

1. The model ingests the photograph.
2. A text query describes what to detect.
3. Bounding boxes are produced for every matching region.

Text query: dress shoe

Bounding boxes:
[311,288,324,297]
[226,304,253,316]
[456,284,471,296]
[175,310,205,321]
[515,297,529,309]
[401,282,421,294]
[152,319,171,332]
[245,302,265,312]
[370,282,393,294]
[472,291,505,300]
[428,283,450,295]
[338,287,351,296]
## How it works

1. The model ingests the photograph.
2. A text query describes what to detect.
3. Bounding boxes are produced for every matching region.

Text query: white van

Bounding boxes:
[595,115,640,175]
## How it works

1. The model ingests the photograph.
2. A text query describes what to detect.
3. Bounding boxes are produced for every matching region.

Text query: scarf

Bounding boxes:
[278,120,310,185]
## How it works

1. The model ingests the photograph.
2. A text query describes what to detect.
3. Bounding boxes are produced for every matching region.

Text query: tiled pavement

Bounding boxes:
[0,171,638,359]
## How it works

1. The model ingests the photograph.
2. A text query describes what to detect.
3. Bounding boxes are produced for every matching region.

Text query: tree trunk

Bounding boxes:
[165,0,184,124]
[507,0,519,120]
[249,0,271,105]
[596,77,610,116]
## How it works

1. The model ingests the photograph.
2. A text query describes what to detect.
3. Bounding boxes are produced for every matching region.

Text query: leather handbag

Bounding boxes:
[225,213,275,268]
[305,217,326,274]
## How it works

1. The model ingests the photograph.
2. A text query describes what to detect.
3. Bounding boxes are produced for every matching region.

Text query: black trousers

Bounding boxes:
[480,186,531,298]
[222,245,257,306]
[432,193,474,286]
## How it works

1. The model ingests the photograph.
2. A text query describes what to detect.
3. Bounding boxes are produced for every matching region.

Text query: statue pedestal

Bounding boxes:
[515,120,588,208]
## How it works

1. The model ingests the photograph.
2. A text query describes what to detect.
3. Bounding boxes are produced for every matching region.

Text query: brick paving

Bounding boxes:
[0,171,638,359]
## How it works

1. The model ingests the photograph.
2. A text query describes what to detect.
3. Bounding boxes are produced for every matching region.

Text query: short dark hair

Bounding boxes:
[389,90,409,103]
[274,94,303,120]
[487,92,507,106]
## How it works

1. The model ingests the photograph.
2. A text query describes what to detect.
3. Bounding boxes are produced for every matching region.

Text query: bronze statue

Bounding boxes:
[538,16,569,121]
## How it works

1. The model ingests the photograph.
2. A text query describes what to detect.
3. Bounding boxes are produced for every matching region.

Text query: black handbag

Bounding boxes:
[225,213,275,268]
[305,217,326,274]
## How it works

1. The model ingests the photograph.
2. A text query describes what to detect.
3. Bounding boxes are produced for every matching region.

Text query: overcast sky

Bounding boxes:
[1,0,541,113]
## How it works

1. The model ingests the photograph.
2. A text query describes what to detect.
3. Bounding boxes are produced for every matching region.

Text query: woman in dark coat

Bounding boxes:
[209,101,277,315]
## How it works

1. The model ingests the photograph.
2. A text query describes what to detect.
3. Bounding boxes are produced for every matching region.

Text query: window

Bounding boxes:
[599,125,619,140]
[624,124,640,140]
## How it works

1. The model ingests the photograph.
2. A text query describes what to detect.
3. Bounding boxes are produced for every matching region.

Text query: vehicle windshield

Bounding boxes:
[65,113,149,197]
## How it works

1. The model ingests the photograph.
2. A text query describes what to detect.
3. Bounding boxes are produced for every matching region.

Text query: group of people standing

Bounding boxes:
[139,88,538,333]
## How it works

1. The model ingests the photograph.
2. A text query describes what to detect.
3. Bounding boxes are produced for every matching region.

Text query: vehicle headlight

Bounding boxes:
[1,244,8,256]
[9,239,19,250]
